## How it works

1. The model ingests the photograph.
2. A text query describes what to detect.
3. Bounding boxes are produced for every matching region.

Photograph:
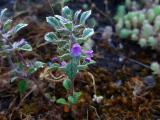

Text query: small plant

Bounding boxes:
[150,62,160,75]
[0,8,32,93]
[115,3,160,50]
[42,6,95,107]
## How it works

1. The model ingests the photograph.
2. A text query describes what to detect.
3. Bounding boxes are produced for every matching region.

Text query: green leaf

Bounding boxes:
[82,28,94,38]
[64,0,71,3]
[114,5,126,20]
[55,15,68,24]
[57,40,67,47]
[11,76,18,83]
[35,61,46,68]
[77,65,88,70]
[68,92,81,104]
[59,53,70,61]
[88,18,97,28]
[80,10,91,25]
[74,10,81,21]
[28,67,37,74]
[68,95,77,104]
[27,61,45,74]
[119,29,132,39]
[48,63,60,71]
[73,91,81,99]
[19,44,32,51]
[0,8,7,20]
[18,80,28,94]
[3,19,12,32]
[14,23,28,33]
[63,79,72,90]
[44,32,58,42]
[62,6,73,20]
[147,36,157,48]
[46,16,61,30]
[64,21,73,31]
[56,98,68,105]
[153,5,160,15]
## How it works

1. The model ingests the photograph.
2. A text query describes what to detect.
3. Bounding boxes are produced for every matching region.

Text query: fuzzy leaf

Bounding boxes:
[74,10,81,21]
[35,61,45,68]
[0,8,7,19]
[28,67,37,74]
[55,15,68,24]
[46,16,61,30]
[45,32,58,42]
[62,6,73,19]
[80,10,91,25]
[82,28,94,38]
[3,19,12,32]
[48,63,60,71]
[14,23,28,33]
[19,44,32,51]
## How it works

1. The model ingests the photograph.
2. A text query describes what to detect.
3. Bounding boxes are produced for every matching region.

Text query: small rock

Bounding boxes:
[143,75,156,88]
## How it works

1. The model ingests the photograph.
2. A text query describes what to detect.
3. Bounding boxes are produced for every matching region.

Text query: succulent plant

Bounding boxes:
[150,62,160,75]
[115,3,160,50]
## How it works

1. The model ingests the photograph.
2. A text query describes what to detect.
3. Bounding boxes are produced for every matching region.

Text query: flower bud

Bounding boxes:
[71,43,81,57]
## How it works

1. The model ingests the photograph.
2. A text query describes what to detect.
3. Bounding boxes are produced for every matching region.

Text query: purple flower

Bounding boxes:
[85,57,92,62]
[84,50,93,57]
[61,61,67,67]
[12,38,27,49]
[71,43,81,57]
[51,57,59,62]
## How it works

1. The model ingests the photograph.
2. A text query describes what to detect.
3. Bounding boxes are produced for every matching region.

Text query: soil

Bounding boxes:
[0,0,160,120]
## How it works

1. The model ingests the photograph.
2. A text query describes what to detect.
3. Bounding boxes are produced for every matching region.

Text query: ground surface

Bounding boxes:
[0,0,160,120]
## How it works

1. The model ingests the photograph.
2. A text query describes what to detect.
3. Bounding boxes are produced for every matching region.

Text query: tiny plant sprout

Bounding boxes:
[44,6,95,107]
[151,62,160,75]
[119,29,131,39]
[138,38,147,47]
[138,12,145,24]
[125,0,132,9]
[147,9,155,23]
[147,36,157,48]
